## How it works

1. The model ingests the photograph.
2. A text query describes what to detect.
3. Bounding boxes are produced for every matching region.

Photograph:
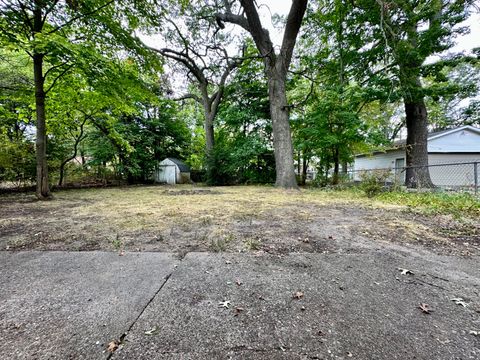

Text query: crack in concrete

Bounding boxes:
[106,259,180,358]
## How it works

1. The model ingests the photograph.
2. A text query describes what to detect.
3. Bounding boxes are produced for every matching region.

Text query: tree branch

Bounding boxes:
[147,45,208,86]
[209,60,237,112]
[48,0,114,34]
[42,61,69,81]
[41,0,60,27]
[279,0,308,74]
[238,0,273,57]
[16,0,34,34]
[216,12,250,32]
[173,93,202,103]
[44,64,74,94]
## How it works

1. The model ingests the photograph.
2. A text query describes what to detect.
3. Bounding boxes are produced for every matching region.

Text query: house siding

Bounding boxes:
[428,128,480,153]
[427,154,480,187]
[353,150,405,181]
[353,152,480,186]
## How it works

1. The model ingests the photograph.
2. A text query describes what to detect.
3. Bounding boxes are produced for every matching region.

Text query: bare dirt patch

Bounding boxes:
[0,185,478,256]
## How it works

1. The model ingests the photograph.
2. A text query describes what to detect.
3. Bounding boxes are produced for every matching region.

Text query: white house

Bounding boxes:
[353,125,480,187]
[154,158,191,185]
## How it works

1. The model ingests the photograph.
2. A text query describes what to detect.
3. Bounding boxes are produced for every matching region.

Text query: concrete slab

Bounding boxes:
[0,251,178,359]
[113,251,480,360]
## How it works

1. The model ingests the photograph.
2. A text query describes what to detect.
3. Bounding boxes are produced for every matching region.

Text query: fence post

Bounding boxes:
[474,162,478,195]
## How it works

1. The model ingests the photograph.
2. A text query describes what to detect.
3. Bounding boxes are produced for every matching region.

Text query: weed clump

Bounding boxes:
[359,170,391,198]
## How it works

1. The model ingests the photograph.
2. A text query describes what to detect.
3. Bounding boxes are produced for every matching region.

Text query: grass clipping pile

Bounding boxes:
[0,185,478,255]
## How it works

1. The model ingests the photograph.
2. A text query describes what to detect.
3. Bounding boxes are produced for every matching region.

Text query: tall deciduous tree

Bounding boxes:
[351,0,476,187]
[216,0,308,189]
[146,4,242,171]
[0,0,159,198]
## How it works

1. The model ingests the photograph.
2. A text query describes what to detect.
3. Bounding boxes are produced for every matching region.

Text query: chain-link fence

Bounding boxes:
[347,161,479,194]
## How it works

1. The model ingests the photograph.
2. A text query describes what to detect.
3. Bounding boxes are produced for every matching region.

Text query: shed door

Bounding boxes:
[157,165,176,184]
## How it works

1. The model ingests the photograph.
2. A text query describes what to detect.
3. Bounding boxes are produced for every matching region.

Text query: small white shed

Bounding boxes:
[154,158,191,185]
[353,125,480,186]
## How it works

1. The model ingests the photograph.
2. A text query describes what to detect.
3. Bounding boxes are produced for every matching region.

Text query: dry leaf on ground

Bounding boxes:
[450,298,468,307]
[219,300,231,308]
[107,340,119,353]
[398,268,414,275]
[293,291,304,300]
[144,326,159,335]
[419,303,432,314]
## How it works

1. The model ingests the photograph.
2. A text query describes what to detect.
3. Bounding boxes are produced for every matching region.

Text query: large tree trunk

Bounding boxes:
[33,0,50,199]
[332,146,340,185]
[33,53,50,199]
[217,0,306,189]
[301,156,308,186]
[268,69,298,189]
[204,110,215,154]
[404,98,434,188]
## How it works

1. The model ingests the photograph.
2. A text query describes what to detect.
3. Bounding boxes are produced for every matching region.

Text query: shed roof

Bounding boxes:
[166,158,190,172]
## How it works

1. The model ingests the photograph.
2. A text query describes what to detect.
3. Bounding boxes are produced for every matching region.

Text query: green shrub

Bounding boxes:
[359,169,391,197]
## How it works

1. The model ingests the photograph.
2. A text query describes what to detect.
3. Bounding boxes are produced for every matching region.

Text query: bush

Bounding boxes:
[0,137,36,188]
[359,169,391,197]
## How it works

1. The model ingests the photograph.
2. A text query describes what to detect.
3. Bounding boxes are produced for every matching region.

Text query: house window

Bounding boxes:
[395,158,405,171]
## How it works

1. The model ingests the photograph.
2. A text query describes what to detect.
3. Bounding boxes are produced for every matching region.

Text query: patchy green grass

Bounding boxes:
[376,191,480,219]
[311,186,480,219]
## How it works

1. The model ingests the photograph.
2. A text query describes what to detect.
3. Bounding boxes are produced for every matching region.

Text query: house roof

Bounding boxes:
[166,158,190,172]
[428,125,480,140]
[357,125,480,157]
[392,125,480,147]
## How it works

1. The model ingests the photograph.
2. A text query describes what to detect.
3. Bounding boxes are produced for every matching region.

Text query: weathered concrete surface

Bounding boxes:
[0,251,178,359]
[0,250,479,359]
[113,251,480,360]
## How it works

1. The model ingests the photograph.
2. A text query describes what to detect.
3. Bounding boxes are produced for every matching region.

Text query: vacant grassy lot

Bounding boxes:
[0,185,478,255]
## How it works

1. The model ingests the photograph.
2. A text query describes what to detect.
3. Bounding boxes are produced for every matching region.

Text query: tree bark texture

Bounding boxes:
[332,146,340,185]
[233,0,308,189]
[404,98,434,188]
[33,53,50,198]
[267,69,298,188]
[33,0,50,199]
[203,104,215,155]
[301,156,308,186]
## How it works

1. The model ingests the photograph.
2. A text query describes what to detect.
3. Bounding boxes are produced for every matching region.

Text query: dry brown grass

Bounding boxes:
[0,185,477,254]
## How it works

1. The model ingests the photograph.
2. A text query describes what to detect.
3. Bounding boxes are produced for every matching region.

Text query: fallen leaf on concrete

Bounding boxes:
[419,303,432,314]
[219,300,231,308]
[144,326,159,335]
[107,340,119,353]
[398,268,414,275]
[450,298,468,307]
[293,291,304,300]
[234,307,244,316]
[469,330,479,336]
